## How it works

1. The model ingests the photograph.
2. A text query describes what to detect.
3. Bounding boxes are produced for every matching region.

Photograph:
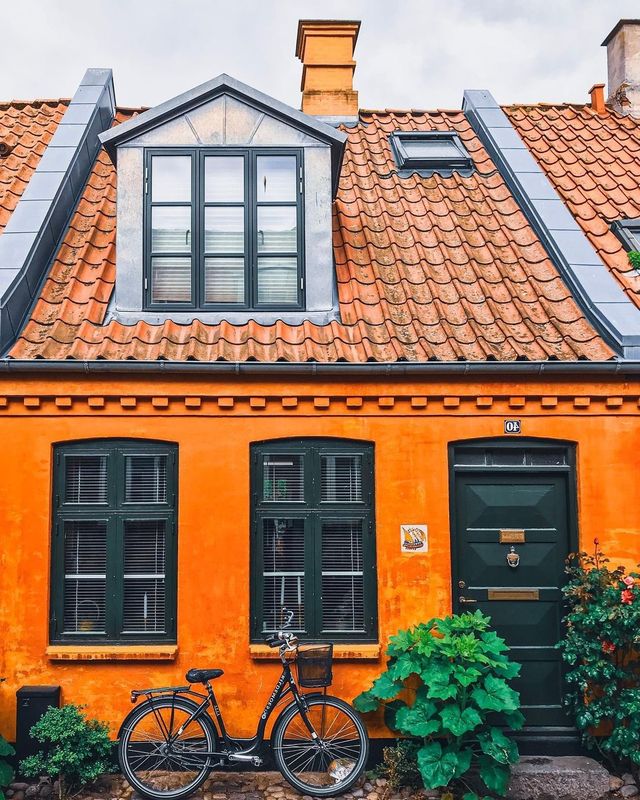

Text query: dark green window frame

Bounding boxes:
[50,440,178,645]
[143,147,305,311]
[250,439,377,643]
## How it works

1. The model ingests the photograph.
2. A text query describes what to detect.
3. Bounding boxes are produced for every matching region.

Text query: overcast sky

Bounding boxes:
[2,1,638,110]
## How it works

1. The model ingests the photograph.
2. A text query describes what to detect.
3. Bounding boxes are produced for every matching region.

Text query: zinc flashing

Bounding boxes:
[0,69,115,354]
[463,88,640,359]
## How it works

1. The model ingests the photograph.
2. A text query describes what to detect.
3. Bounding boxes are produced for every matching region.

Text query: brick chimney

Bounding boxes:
[602,19,640,117]
[296,20,360,117]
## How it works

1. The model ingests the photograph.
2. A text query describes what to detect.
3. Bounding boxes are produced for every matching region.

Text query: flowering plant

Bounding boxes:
[558,540,640,768]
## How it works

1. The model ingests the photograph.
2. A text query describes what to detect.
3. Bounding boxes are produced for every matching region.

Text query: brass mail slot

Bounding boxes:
[488,588,539,601]
[499,529,525,543]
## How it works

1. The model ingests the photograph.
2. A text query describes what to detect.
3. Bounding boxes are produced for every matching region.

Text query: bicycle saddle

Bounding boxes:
[185,668,224,683]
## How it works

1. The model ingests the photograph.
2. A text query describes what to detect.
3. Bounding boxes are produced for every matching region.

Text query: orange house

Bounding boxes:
[1,18,640,757]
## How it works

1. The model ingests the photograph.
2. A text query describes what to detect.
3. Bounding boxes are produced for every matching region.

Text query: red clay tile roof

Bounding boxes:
[506,102,640,310]
[0,99,69,233]
[6,106,613,362]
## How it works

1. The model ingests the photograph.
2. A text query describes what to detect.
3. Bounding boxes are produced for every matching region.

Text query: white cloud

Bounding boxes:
[2,0,637,109]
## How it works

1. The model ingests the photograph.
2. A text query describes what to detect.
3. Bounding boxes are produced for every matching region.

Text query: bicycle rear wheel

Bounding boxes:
[272,695,369,797]
[119,697,217,800]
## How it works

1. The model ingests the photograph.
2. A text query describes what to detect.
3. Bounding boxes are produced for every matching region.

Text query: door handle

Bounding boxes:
[459,596,477,604]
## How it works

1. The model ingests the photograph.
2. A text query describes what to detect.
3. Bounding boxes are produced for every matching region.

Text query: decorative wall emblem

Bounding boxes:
[400,525,428,554]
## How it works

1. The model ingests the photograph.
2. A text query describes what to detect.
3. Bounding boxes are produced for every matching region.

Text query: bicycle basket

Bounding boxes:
[296,644,333,688]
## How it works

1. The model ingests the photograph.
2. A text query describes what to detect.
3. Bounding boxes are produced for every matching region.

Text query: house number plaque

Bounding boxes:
[499,529,525,543]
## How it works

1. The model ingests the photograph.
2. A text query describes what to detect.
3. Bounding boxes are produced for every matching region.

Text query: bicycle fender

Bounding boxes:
[116,693,203,740]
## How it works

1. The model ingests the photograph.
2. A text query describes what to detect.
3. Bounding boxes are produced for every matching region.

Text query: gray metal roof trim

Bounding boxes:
[98,73,347,195]
[1,358,639,379]
[0,69,116,355]
[463,89,640,359]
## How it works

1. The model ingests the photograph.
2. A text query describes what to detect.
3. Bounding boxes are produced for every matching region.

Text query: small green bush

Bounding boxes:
[354,611,523,800]
[0,678,15,800]
[375,739,422,790]
[629,251,640,271]
[19,705,113,798]
[558,540,640,769]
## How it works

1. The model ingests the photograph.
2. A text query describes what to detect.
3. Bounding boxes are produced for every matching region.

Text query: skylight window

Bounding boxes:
[390,131,473,176]
[612,219,640,251]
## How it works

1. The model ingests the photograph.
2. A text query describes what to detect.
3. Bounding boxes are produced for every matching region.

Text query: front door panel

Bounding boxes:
[453,472,571,727]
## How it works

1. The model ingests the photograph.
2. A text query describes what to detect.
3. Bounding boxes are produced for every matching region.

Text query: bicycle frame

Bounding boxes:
[132,657,316,765]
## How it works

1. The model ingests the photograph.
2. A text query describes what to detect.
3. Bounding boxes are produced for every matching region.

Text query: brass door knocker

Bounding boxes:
[506,546,520,568]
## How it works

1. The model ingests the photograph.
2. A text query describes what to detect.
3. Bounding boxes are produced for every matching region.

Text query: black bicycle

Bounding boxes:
[118,628,369,799]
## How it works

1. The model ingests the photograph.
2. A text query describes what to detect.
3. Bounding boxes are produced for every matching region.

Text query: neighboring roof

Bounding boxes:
[506,102,640,311]
[7,105,612,362]
[0,99,69,233]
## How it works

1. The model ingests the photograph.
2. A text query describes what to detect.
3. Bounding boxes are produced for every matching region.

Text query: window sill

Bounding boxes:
[249,644,381,661]
[46,645,178,662]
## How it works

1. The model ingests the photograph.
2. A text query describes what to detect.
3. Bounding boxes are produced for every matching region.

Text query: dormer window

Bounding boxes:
[390,131,473,176]
[146,149,303,309]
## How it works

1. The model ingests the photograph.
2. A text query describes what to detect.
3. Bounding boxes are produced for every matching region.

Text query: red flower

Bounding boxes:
[623,576,635,588]
[621,589,635,605]
[601,640,616,654]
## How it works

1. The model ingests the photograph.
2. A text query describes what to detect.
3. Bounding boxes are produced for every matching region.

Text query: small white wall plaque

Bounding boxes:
[400,525,428,554]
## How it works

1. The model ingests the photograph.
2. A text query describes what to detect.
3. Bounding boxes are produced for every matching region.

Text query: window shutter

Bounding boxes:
[321,519,365,634]
[63,520,107,634]
[122,520,166,634]
[65,456,108,504]
[261,518,305,632]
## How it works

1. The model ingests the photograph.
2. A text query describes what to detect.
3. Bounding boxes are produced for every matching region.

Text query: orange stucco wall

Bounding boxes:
[0,373,639,741]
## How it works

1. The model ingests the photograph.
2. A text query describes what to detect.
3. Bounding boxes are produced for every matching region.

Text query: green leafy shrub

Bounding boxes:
[19,705,113,798]
[0,678,15,800]
[354,611,523,799]
[629,251,640,271]
[558,539,640,768]
[374,739,422,790]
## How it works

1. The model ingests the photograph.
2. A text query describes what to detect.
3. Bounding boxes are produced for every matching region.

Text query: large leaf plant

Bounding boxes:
[354,611,523,800]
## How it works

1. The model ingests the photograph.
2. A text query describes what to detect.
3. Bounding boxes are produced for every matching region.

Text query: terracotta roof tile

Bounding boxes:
[0,99,69,233]
[506,102,640,309]
[5,106,612,362]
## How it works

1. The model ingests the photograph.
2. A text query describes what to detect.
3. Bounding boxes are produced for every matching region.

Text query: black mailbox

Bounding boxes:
[15,686,61,764]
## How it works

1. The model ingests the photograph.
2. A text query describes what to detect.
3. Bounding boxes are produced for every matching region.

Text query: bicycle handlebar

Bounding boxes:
[265,630,298,651]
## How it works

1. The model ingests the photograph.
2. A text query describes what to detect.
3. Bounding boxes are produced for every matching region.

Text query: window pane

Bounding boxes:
[262,518,305,632]
[263,453,304,502]
[404,139,460,159]
[257,207,297,253]
[257,257,298,305]
[151,207,191,253]
[123,520,166,634]
[125,455,167,503]
[256,155,297,202]
[205,207,244,253]
[204,258,245,304]
[321,520,364,633]
[63,520,107,634]
[205,156,244,202]
[321,454,362,502]
[151,155,191,202]
[151,257,191,303]
[65,456,108,504]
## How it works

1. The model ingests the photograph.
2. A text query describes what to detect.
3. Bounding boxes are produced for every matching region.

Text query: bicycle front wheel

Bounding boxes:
[119,696,217,800]
[273,695,369,797]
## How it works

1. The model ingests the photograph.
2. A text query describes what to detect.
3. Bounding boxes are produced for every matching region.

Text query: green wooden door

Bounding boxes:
[453,471,571,727]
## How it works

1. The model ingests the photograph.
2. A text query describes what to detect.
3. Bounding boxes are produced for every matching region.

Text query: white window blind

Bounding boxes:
[65,456,108,504]
[262,453,304,502]
[321,520,365,633]
[123,520,166,634]
[63,520,107,634]
[262,518,305,632]
[321,454,362,502]
[125,455,167,503]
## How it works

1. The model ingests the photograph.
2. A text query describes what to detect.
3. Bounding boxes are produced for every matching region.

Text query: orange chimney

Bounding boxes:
[589,83,606,114]
[296,20,360,117]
